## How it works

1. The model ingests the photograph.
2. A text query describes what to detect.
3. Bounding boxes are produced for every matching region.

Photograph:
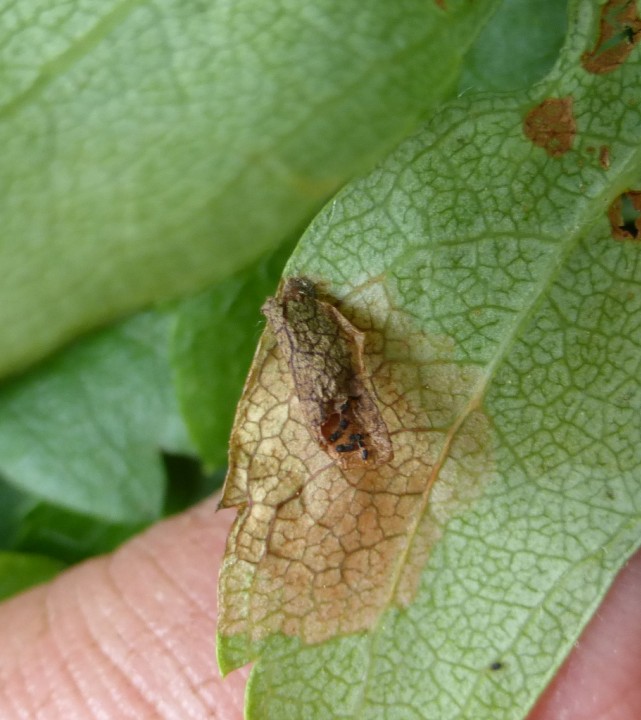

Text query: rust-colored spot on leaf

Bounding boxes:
[218,281,492,648]
[608,190,641,240]
[599,145,611,170]
[523,97,576,158]
[582,0,641,74]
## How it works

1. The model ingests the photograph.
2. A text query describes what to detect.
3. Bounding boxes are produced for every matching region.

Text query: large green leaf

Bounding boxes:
[217,0,641,716]
[0,311,192,523]
[0,0,500,378]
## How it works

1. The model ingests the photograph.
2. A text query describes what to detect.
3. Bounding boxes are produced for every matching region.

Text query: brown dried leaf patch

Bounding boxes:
[218,281,492,645]
[599,145,611,170]
[523,97,576,158]
[582,0,641,75]
[261,277,392,469]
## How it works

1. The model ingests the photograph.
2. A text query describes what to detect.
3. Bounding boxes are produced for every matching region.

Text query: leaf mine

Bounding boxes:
[261,277,392,469]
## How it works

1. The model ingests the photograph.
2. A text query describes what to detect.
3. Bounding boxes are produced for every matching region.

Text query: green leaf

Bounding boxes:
[218,0,641,716]
[172,237,297,467]
[0,0,500,378]
[0,552,66,601]
[162,453,225,513]
[0,477,38,548]
[0,310,192,523]
[11,499,147,564]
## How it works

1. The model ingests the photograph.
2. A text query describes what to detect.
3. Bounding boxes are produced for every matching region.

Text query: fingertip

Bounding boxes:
[529,547,641,720]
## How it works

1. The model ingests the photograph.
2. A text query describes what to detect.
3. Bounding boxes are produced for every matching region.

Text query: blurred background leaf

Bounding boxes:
[0,552,66,601]
[0,310,192,523]
[171,236,297,468]
[460,0,568,93]
[0,0,500,377]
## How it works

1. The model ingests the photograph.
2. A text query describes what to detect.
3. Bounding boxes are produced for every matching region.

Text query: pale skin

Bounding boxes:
[0,495,639,719]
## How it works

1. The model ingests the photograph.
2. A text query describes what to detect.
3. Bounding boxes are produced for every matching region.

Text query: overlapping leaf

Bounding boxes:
[218,1,641,717]
[0,311,192,522]
[0,0,499,377]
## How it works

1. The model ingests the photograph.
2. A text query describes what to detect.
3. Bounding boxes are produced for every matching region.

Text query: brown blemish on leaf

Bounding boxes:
[523,97,576,158]
[260,277,392,469]
[218,281,493,647]
[582,0,641,74]
[608,190,641,240]
[599,145,611,170]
